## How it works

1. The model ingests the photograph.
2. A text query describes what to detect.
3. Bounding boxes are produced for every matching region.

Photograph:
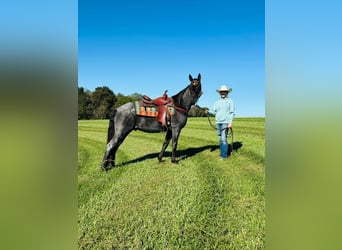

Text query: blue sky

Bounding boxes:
[79,0,265,117]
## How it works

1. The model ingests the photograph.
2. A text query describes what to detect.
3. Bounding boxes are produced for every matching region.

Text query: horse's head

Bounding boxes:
[172,73,203,111]
[188,73,203,103]
[189,73,201,87]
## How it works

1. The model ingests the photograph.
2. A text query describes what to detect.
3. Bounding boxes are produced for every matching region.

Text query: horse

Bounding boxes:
[101,73,202,171]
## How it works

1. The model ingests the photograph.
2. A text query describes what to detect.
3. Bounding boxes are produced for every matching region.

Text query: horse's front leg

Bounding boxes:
[171,128,181,163]
[158,129,172,162]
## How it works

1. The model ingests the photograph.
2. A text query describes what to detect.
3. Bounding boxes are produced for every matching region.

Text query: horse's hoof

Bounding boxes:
[171,160,179,164]
[100,164,109,171]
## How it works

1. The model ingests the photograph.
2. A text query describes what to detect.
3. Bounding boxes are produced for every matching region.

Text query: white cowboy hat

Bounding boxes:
[216,85,232,93]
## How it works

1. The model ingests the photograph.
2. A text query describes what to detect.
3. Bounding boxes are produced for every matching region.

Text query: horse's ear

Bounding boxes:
[197,73,201,81]
[189,74,193,82]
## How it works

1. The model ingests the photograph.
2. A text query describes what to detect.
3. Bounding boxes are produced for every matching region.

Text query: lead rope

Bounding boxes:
[206,112,234,153]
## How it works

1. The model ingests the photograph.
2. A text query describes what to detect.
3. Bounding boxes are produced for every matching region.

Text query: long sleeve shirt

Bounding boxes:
[211,97,235,124]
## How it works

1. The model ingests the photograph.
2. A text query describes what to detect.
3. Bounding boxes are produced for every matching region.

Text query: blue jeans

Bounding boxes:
[217,123,228,158]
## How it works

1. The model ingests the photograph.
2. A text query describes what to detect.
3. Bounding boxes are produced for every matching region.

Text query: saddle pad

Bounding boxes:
[135,101,158,117]
[135,101,175,117]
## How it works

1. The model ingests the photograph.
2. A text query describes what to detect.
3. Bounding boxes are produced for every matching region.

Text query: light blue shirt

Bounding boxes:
[211,97,235,123]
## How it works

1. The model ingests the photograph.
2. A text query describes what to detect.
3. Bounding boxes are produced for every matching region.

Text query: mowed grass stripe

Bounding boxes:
[78,134,144,208]
[180,154,229,248]
[78,132,106,145]
[78,126,107,133]
[79,133,220,248]
[235,128,264,137]
[218,165,265,249]
[78,137,104,169]
[78,137,131,206]
[79,157,205,248]
[78,118,265,249]
[190,155,265,248]
[116,129,215,164]
[114,131,165,166]
[183,120,265,248]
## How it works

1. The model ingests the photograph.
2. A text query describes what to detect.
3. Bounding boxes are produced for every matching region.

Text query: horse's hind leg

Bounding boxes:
[101,142,117,171]
[102,135,135,171]
[101,144,114,171]
[106,141,118,168]
[102,127,133,170]
[101,102,136,171]
[102,112,116,170]
[106,145,118,168]
[109,148,116,167]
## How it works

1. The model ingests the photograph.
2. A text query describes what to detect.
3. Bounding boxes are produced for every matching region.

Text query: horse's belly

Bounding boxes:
[135,116,164,133]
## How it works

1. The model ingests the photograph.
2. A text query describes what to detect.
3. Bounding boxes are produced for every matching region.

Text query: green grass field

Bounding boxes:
[78,117,265,249]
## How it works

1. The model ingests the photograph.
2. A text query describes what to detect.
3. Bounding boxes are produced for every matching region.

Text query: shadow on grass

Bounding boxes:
[230,141,243,155]
[115,141,243,168]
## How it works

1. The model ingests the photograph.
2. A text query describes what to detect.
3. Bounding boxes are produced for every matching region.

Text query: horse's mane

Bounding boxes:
[171,85,189,105]
[171,82,201,110]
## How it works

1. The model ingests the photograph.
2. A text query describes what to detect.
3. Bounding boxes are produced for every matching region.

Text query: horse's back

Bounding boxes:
[116,101,135,112]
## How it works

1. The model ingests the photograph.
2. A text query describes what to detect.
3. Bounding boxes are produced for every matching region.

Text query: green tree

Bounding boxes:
[78,87,93,120]
[188,105,206,117]
[114,93,142,109]
[130,92,143,101]
[114,93,131,109]
[91,86,117,119]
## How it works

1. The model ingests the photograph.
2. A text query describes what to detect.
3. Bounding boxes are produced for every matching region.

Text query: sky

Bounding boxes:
[79,0,265,117]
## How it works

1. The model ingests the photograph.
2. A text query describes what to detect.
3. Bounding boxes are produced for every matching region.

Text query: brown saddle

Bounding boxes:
[141,90,174,127]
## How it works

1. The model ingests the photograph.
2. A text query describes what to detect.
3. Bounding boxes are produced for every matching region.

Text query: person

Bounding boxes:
[209,85,235,159]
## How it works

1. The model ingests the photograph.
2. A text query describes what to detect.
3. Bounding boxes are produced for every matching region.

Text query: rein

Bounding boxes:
[205,111,234,152]
[207,114,222,130]
[173,104,187,113]
[206,113,228,132]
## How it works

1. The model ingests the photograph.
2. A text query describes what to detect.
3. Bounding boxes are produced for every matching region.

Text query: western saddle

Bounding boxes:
[140,90,174,127]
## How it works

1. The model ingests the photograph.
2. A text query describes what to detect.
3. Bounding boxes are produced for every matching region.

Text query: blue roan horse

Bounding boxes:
[101,73,202,171]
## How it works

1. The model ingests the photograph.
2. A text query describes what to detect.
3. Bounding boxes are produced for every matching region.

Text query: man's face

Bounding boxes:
[220,91,228,98]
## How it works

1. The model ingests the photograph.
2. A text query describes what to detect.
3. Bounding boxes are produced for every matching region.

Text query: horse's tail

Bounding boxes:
[107,110,116,143]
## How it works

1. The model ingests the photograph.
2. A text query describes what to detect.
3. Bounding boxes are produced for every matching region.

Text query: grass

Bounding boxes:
[78,117,265,249]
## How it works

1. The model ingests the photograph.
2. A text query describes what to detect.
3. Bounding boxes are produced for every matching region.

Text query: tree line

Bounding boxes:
[78,86,208,120]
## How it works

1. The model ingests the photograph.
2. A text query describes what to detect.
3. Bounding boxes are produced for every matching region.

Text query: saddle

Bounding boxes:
[137,90,174,127]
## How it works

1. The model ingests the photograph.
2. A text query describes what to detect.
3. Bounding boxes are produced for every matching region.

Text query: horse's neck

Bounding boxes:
[172,89,191,111]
